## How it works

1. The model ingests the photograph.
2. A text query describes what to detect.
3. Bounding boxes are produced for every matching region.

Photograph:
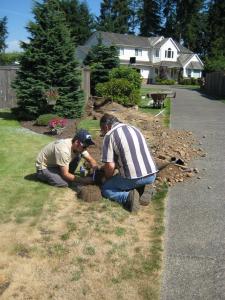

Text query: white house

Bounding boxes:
[77,31,204,84]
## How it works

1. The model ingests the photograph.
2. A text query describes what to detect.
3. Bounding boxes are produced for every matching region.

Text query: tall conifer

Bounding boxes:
[13,0,84,119]
[139,0,161,36]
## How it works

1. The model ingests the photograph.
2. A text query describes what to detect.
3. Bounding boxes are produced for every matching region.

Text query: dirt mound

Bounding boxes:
[21,100,205,198]
[88,101,205,188]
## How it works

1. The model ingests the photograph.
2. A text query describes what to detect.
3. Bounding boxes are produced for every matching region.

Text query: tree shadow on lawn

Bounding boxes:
[0,111,16,120]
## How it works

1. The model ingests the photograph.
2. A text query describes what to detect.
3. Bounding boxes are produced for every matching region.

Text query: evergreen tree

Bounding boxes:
[60,0,94,45]
[162,0,204,50]
[0,16,8,52]
[111,0,130,33]
[12,0,83,120]
[96,0,115,32]
[161,0,177,38]
[83,35,119,94]
[139,0,161,36]
[207,1,225,57]
[129,0,142,34]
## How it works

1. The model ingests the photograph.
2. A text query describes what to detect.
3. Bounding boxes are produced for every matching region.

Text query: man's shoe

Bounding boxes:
[137,185,155,206]
[123,190,140,212]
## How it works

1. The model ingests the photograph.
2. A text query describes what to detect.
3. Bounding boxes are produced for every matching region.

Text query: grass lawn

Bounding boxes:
[0,109,167,299]
[0,110,58,224]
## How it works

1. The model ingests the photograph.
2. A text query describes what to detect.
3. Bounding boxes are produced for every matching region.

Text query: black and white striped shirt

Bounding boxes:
[101,122,158,179]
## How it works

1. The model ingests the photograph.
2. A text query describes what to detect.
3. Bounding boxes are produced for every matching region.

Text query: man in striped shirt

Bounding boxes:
[99,113,157,212]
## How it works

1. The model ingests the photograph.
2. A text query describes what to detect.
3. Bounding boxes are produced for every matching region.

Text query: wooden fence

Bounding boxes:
[0,65,91,109]
[0,65,19,108]
[205,71,225,98]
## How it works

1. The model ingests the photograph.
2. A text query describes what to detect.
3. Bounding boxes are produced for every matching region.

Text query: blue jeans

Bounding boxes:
[101,173,156,204]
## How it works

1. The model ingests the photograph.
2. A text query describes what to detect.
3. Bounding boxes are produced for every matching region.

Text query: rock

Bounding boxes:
[193,168,199,173]
[186,173,193,177]
[208,186,212,189]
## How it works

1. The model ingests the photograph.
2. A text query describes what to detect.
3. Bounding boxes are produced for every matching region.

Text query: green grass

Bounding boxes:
[140,87,171,123]
[77,119,99,137]
[0,109,58,224]
[175,84,200,89]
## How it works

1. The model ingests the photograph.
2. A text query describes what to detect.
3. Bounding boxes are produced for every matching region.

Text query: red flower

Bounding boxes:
[48,118,67,129]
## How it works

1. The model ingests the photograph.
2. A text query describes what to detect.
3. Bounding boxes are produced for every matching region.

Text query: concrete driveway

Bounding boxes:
[161,87,225,299]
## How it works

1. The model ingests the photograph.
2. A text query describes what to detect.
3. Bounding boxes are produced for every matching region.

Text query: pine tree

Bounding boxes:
[96,0,115,32]
[139,0,161,36]
[111,0,130,33]
[129,0,142,34]
[204,1,225,71]
[60,0,94,45]
[162,0,204,50]
[12,0,84,120]
[83,35,119,95]
[0,16,8,52]
[207,1,225,57]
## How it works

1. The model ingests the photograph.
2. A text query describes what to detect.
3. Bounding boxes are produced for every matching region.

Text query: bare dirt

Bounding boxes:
[21,100,205,194]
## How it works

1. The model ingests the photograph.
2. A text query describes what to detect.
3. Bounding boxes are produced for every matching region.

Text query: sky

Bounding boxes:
[0,0,101,52]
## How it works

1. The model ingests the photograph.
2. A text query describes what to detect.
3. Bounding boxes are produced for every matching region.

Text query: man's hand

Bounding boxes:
[102,162,115,179]
[92,169,105,186]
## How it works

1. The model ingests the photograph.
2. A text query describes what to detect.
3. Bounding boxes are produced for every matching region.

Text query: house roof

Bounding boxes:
[76,46,90,63]
[154,61,181,68]
[174,41,193,54]
[154,38,170,48]
[120,59,153,67]
[95,31,150,48]
[186,61,204,70]
[178,53,194,65]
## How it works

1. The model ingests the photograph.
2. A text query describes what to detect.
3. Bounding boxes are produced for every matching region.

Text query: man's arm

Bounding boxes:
[102,162,115,179]
[60,165,76,182]
[83,152,98,169]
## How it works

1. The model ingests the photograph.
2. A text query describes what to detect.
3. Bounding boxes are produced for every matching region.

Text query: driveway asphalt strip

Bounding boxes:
[160,87,225,300]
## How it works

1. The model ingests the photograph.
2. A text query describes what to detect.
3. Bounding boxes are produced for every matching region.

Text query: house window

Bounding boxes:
[135,48,142,56]
[155,49,159,57]
[165,48,174,58]
[119,47,124,56]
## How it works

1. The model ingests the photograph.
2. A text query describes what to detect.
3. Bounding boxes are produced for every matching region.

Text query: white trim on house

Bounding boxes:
[77,31,204,83]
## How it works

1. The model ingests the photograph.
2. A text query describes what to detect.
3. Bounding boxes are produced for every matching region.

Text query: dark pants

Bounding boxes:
[36,156,81,187]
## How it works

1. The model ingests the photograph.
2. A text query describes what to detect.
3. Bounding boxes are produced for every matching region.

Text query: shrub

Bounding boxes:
[179,77,199,85]
[109,66,142,90]
[35,114,60,126]
[96,78,140,106]
[156,78,176,85]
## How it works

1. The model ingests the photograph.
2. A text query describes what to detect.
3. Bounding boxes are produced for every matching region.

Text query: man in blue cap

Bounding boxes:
[36,129,97,187]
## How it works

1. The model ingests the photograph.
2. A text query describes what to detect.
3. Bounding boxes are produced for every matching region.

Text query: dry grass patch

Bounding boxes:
[0,185,166,300]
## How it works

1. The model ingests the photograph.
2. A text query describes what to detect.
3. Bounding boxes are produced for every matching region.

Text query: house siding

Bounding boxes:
[79,31,204,82]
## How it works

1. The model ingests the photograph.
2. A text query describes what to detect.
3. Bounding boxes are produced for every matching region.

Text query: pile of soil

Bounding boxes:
[21,101,205,200]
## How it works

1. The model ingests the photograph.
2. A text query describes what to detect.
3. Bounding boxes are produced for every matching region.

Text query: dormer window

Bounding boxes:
[135,48,142,56]
[119,47,124,55]
[165,48,174,58]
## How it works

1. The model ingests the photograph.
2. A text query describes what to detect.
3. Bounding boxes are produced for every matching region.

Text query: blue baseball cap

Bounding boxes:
[74,129,95,147]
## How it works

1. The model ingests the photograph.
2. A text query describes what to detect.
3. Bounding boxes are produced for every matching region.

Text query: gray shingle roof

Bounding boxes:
[186,61,203,70]
[153,61,181,68]
[154,38,170,48]
[178,54,194,65]
[174,41,193,54]
[95,31,150,48]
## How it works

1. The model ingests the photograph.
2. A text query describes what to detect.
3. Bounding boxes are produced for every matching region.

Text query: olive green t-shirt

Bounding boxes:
[35,138,88,170]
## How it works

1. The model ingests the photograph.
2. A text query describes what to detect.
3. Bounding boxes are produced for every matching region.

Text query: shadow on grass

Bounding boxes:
[24,173,39,182]
[0,111,16,120]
